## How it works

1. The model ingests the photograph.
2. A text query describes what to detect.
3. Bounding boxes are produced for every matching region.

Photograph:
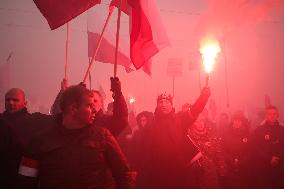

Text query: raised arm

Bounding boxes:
[190,86,211,118]
[107,77,129,136]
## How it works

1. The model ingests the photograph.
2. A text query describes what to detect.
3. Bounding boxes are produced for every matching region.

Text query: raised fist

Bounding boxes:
[110,77,121,93]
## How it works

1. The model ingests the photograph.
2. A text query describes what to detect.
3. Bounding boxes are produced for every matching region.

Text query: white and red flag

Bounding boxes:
[110,0,170,75]
[87,5,133,73]
[33,0,101,30]
[18,157,40,178]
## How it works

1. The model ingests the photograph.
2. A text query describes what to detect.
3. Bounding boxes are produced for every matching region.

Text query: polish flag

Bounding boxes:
[87,5,133,73]
[110,0,170,75]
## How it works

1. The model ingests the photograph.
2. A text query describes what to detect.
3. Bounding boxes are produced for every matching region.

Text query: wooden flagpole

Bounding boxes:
[83,9,114,83]
[65,22,70,80]
[114,0,122,77]
[88,57,92,90]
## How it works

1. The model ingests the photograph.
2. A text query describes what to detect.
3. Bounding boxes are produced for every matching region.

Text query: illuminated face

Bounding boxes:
[265,108,279,125]
[92,92,103,113]
[232,119,242,129]
[138,115,148,128]
[74,95,96,125]
[193,118,206,132]
[5,89,27,113]
[157,99,173,115]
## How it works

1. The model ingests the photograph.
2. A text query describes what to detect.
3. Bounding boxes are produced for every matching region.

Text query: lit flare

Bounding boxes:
[200,39,221,73]
[129,98,135,104]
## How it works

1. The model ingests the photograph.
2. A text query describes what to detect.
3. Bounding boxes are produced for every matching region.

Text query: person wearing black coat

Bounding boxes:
[0,88,49,189]
[18,85,135,189]
[137,87,210,189]
[251,105,284,189]
[222,111,252,189]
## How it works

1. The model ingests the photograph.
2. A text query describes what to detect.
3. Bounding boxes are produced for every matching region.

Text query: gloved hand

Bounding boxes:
[61,78,68,91]
[110,77,121,94]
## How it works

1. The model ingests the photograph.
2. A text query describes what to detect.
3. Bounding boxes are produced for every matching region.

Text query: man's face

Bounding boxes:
[157,99,173,115]
[138,116,148,128]
[5,89,27,113]
[74,95,96,125]
[232,119,242,129]
[92,92,103,113]
[265,108,279,125]
[193,118,206,132]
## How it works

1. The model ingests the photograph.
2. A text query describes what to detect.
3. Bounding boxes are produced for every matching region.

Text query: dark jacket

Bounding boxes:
[140,91,210,189]
[18,115,135,189]
[222,125,252,189]
[222,125,251,172]
[252,121,284,171]
[0,108,49,189]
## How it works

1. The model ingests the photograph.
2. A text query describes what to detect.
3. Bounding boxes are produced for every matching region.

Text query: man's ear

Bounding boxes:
[24,100,27,107]
[69,103,78,115]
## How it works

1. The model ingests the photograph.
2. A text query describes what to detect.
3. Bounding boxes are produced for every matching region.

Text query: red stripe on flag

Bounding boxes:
[33,0,101,30]
[21,157,40,168]
[110,0,170,75]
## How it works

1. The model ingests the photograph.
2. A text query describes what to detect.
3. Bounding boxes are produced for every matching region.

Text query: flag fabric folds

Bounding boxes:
[87,6,133,73]
[33,0,101,30]
[110,0,170,72]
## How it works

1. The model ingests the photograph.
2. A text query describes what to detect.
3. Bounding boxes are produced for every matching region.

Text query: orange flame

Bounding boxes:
[200,39,221,73]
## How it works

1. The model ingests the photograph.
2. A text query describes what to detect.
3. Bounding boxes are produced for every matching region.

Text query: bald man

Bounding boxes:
[4,88,27,113]
[0,88,50,189]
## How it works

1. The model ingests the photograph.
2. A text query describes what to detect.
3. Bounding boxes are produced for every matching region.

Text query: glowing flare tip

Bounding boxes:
[129,98,135,104]
[200,41,221,73]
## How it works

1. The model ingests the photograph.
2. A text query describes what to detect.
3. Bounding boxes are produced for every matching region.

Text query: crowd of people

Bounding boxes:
[0,77,283,189]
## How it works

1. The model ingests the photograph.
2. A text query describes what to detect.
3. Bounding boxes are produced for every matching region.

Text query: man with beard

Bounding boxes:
[138,87,210,189]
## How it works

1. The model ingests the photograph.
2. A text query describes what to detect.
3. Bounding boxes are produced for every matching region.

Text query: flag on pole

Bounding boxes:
[33,0,101,30]
[87,6,133,73]
[110,0,170,73]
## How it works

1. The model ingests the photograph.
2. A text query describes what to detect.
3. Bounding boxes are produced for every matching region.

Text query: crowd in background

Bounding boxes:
[0,78,283,189]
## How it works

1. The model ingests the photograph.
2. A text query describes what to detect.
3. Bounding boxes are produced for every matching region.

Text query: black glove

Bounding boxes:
[110,77,121,93]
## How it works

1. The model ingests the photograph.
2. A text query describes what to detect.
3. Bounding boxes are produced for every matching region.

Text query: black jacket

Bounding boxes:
[0,108,49,189]
[252,121,284,171]
[138,90,210,189]
[18,115,135,189]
